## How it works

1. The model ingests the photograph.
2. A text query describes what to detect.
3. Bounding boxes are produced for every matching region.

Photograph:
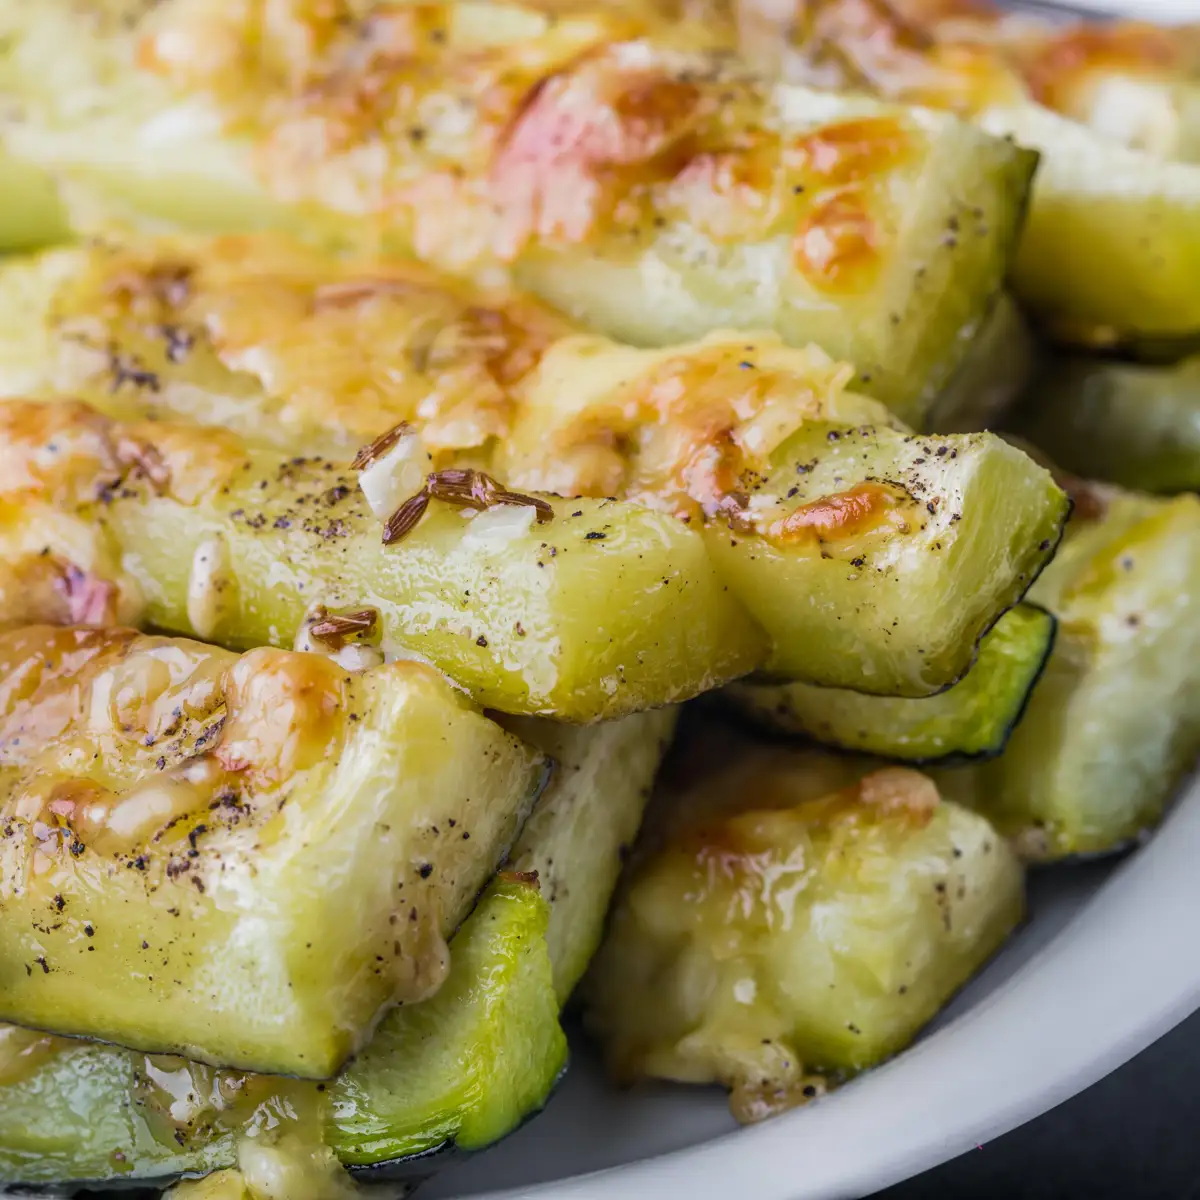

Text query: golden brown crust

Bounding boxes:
[11,233,884,549]
[129,2,911,279]
[0,398,245,508]
[766,480,911,545]
[0,626,363,866]
[503,333,863,520]
[55,235,574,457]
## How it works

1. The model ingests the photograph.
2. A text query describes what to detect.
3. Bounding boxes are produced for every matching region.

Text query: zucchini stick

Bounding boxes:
[0,237,1069,697]
[1013,354,1200,494]
[978,102,1200,348]
[726,603,1056,763]
[582,716,1023,1124]
[0,399,764,720]
[0,0,1036,424]
[333,707,677,1170]
[686,0,1200,349]
[0,708,676,1186]
[499,709,679,1003]
[0,625,547,1077]
[934,485,1200,860]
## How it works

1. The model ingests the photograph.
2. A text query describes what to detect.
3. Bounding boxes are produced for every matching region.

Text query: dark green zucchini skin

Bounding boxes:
[1013,355,1200,494]
[725,604,1057,764]
[343,1070,567,1184]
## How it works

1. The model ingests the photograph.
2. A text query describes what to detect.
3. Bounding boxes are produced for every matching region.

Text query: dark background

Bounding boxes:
[874,1008,1200,1199]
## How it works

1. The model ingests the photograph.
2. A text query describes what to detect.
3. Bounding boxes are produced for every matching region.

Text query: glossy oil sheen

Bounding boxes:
[583,724,1023,1124]
[0,877,563,1185]
[0,710,675,1185]
[0,625,544,1077]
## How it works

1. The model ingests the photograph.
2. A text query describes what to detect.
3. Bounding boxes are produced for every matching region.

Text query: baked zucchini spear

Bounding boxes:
[336,707,678,1172]
[0,0,1037,424]
[0,708,676,1187]
[726,602,1056,763]
[934,485,1200,860]
[1013,354,1200,494]
[697,420,1066,695]
[976,101,1200,350]
[0,236,581,461]
[0,233,1069,698]
[0,624,547,1077]
[582,718,1023,1123]
[0,399,763,720]
[695,0,1200,350]
[500,710,680,1003]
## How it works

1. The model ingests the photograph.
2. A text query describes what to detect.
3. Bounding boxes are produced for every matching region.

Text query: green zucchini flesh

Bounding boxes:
[0,148,69,251]
[0,236,1067,698]
[978,102,1200,347]
[582,719,1023,1124]
[501,710,679,1003]
[0,398,764,721]
[327,875,566,1172]
[1014,354,1200,494]
[0,625,545,1077]
[935,487,1200,859]
[726,603,1056,763]
[0,0,1035,425]
[703,422,1069,696]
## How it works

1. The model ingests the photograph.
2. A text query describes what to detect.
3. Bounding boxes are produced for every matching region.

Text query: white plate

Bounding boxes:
[422,0,1200,1192]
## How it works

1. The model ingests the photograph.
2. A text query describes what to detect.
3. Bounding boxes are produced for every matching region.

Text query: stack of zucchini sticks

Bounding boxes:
[0,0,1195,1195]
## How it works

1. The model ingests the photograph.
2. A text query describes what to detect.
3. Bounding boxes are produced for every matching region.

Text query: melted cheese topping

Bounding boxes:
[0,627,352,864]
[502,331,867,520]
[766,480,911,545]
[0,398,246,509]
[55,235,574,456]
[729,0,1200,142]
[20,226,895,548]
[125,1,917,279]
